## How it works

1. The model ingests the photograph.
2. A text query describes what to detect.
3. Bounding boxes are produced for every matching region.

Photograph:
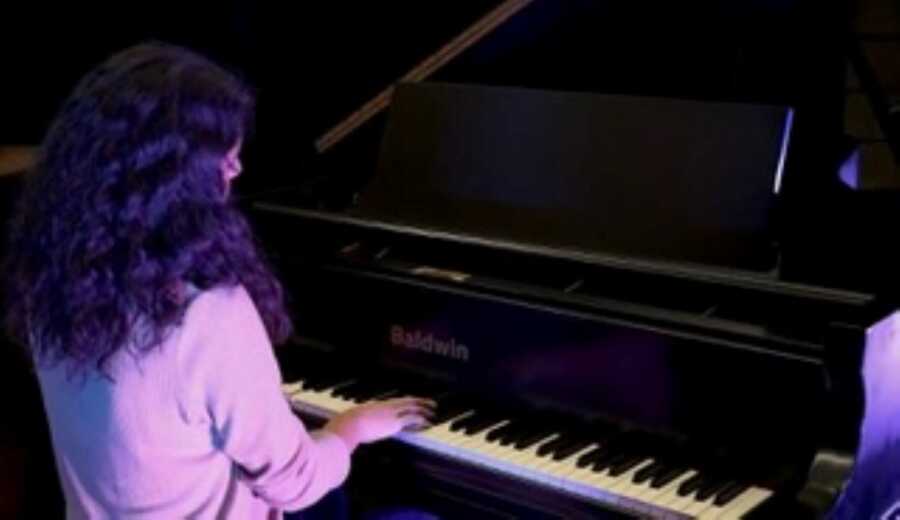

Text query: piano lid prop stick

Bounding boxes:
[314,0,534,154]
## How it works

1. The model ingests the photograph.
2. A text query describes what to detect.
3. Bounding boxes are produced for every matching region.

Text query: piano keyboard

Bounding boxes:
[282,378,773,520]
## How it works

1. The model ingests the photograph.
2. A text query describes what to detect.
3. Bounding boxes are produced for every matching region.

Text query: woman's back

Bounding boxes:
[36,285,351,519]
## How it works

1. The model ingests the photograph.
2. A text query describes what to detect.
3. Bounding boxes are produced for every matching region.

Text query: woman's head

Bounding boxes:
[4,42,292,374]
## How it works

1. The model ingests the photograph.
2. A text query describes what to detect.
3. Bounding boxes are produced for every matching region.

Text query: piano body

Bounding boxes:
[246,2,889,518]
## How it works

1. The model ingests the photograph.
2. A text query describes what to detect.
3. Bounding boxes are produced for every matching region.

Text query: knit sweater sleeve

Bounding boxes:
[176,284,350,512]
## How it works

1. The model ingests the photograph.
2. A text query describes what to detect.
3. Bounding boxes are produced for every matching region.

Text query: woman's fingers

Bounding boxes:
[382,397,437,411]
[396,404,435,419]
[394,396,437,407]
[399,413,432,431]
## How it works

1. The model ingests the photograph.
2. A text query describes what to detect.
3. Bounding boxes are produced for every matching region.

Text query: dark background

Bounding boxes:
[0,1,855,196]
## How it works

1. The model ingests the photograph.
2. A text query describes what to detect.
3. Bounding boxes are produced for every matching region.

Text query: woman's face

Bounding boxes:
[221,140,243,195]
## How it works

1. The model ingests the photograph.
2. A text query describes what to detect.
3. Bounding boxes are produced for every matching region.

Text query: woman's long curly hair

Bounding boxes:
[4,42,292,375]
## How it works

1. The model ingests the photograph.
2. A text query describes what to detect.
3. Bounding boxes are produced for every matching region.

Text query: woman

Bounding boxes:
[4,42,433,519]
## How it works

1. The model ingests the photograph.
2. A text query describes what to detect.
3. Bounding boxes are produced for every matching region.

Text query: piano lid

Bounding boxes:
[251,0,845,199]
[250,0,869,292]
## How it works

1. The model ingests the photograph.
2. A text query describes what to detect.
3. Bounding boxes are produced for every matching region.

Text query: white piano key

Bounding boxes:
[545,444,600,479]
[477,438,516,458]
[560,464,600,493]
[576,467,640,512]
[499,435,560,464]
[505,436,563,470]
[453,421,510,451]
[438,417,493,447]
[527,444,599,486]
[585,463,626,491]
[281,381,304,395]
[715,487,772,520]
[419,422,460,443]
[296,387,354,413]
[635,470,698,510]
[480,438,554,478]
[494,436,565,484]
[457,425,520,469]
[661,485,707,517]
[288,391,766,520]
[682,495,716,517]
[696,484,753,520]
[606,459,657,509]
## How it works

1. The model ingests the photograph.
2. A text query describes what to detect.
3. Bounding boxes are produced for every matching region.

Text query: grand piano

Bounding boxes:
[245,2,891,518]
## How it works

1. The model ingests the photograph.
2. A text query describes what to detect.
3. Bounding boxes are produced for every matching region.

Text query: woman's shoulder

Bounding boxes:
[174,282,270,386]
[178,282,264,346]
[185,283,255,316]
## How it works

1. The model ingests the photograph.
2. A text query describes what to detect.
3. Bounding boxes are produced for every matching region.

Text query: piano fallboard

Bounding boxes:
[253,200,874,519]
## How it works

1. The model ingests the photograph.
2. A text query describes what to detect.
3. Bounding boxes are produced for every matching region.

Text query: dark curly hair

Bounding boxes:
[4,42,292,376]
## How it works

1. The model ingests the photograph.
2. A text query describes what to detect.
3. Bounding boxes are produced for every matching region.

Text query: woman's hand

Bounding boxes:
[323,397,436,452]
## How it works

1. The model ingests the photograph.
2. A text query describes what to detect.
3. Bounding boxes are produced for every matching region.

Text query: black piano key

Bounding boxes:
[354,382,398,401]
[584,425,620,449]
[331,380,365,398]
[464,415,506,435]
[593,451,629,473]
[371,388,400,400]
[280,363,310,383]
[310,379,350,393]
[298,375,328,390]
[429,394,462,412]
[677,473,705,497]
[306,374,353,391]
[536,435,569,457]
[496,420,540,446]
[431,393,471,413]
[449,412,480,432]
[500,430,529,446]
[632,440,685,483]
[713,482,750,507]
[513,427,558,450]
[431,391,460,406]
[608,455,647,477]
[501,420,536,439]
[486,422,517,442]
[392,379,441,399]
[650,466,689,489]
[576,446,607,468]
[633,461,665,484]
[430,399,472,425]
[430,409,468,426]
[552,437,595,461]
[547,431,592,456]
[414,380,447,396]
[590,432,637,472]
[410,388,443,400]
[696,478,730,502]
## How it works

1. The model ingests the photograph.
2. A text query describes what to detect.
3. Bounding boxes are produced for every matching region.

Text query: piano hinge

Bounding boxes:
[564,278,584,293]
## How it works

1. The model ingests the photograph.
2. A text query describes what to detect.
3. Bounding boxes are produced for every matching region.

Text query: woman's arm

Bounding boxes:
[179,284,351,512]
[177,284,433,513]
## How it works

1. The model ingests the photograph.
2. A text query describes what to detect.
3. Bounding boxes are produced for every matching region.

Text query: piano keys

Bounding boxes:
[281,374,773,519]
